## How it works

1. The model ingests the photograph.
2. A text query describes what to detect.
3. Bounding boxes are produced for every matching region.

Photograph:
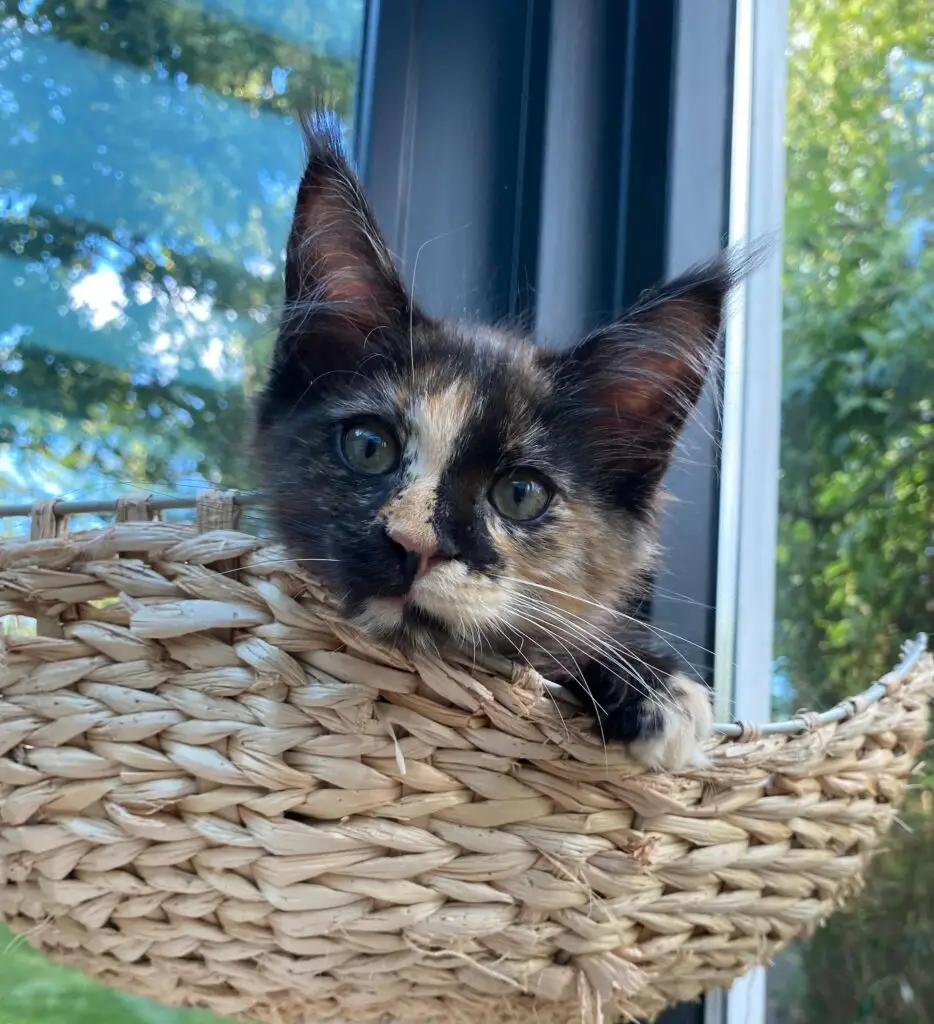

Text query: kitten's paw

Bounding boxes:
[626,673,714,771]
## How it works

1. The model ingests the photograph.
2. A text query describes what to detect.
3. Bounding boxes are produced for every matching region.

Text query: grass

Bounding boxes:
[0,925,225,1024]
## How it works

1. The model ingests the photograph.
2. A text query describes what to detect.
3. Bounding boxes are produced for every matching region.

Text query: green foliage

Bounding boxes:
[777,0,934,710]
[773,0,934,1020]
[799,819,934,1024]
[7,339,253,491]
[0,205,280,315]
[767,815,934,1024]
[3,0,931,1020]
[0,924,221,1024]
[4,0,362,116]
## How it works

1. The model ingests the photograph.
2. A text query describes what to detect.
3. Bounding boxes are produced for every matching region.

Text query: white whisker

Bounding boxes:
[488,618,576,744]
[407,222,472,385]
[493,573,714,665]
[506,597,675,718]
[213,556,341,578]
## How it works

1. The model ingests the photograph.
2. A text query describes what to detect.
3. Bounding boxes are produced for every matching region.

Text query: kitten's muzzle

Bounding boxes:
[388,527,459,588]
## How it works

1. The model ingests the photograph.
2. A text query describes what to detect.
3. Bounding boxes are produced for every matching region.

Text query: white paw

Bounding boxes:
[627,673,714,771]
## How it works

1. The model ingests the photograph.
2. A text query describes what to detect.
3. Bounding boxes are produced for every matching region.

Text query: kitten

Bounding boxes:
[255,114,744,771]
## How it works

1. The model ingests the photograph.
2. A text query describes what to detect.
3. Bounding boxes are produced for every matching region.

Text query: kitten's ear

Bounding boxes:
[554,253,753,483]
[272,113,413,386]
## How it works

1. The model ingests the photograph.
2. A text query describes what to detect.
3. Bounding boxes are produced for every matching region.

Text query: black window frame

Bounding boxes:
[356,2,739,1021]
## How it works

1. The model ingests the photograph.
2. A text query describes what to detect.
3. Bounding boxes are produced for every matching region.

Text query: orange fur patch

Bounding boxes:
[380,379,476,548]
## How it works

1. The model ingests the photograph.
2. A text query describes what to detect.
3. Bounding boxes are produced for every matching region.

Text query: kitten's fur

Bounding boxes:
[255,115,745,770]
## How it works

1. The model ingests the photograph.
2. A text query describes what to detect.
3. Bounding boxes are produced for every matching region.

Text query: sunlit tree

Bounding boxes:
[771,2,934,1021]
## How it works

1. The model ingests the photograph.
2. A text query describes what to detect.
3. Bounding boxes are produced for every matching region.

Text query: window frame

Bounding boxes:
[713,1,790,1023]
[355,1,790,1021]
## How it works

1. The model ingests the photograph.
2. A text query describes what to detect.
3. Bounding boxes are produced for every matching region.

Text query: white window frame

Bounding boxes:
[709,0,790,1022]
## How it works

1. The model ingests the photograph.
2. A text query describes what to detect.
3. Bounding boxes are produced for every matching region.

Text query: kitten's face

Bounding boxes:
[256,116,732,670]
[258,320,655,654]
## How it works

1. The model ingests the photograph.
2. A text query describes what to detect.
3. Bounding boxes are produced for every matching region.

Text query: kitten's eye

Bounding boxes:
[489,471,553,521]
[341,421,400,475]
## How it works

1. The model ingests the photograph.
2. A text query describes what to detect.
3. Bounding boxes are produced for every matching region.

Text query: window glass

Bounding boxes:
[770,0,933,1020]
[0,1,366,1020]
[0,0,365,511]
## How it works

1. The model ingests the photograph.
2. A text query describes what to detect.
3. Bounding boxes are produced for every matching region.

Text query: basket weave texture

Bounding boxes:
[0,493,932,1024]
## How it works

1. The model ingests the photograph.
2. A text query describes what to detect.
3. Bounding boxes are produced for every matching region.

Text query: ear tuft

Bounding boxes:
[554,246,767,481]
[284,111,406,326]
[257,110,419,425]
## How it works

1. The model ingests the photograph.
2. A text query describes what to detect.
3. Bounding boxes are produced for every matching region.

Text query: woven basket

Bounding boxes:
[0,491,931,1024]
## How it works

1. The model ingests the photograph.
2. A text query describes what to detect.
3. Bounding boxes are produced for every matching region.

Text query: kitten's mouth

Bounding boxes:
[362,576,450,626]
[363,586,423,618]
[360,562,492,642]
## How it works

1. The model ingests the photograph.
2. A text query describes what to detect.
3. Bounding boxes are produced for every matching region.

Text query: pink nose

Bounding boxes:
[388,529,441,580]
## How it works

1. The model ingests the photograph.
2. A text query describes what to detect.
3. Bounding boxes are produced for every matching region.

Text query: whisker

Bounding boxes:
[500,612,609,763]
[212,556,342,578]
[407,222,473,385]
[493,573,715,662]
[504,604,632,718]
[505,612,592,705]
[507,598,675,717]
[645,583,715,611]
[489,618,575,744]
[524,593,707,692]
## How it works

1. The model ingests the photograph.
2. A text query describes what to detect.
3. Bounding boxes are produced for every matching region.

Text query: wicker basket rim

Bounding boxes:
[0,489,928,742]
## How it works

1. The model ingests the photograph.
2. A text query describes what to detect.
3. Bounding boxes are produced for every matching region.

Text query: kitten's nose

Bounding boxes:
[388,528,444,585]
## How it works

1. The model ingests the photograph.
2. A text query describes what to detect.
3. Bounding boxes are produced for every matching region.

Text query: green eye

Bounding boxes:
[490,471,553,521]
[341,421,400,475]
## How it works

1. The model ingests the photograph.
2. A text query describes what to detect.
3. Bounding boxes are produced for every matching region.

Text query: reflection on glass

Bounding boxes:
[0,1,364,1017]
[0,0,365,510]
[770,0,933,1021]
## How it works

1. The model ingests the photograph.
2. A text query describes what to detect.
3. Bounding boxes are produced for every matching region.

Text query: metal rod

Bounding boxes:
[0,490,265,518]
[711,632,928,736]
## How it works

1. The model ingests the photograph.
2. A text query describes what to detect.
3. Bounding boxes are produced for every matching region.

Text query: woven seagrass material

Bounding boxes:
[0,492,931,1024]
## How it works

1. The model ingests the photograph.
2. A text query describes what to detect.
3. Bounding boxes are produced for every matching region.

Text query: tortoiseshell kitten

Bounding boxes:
[255,115,744,770]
